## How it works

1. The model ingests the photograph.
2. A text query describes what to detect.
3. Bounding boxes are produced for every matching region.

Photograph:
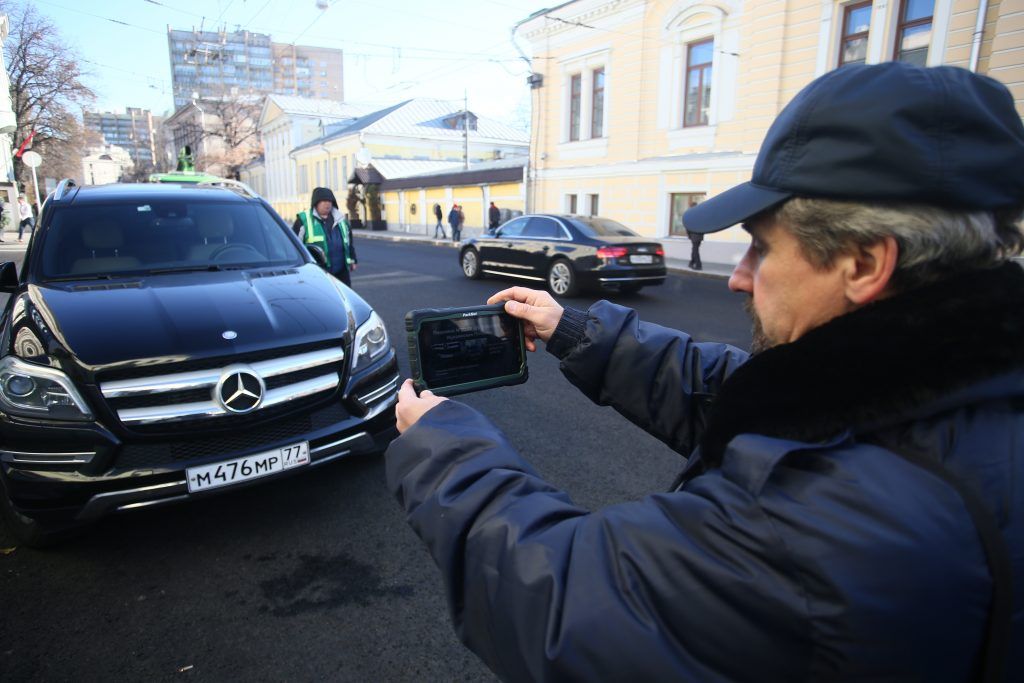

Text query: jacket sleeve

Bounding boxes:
[549,301,749,456]
[386,401,810,682]
[292,216,305,240]
[346,221,357,264]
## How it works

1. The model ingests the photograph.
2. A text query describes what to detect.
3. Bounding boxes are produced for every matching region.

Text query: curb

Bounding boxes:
[352,229,733,280]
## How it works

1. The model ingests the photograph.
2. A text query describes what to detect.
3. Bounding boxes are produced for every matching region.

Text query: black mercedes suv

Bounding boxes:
[0,181,399,545]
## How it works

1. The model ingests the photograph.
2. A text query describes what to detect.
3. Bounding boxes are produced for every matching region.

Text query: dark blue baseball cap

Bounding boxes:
[684,63,1024,234]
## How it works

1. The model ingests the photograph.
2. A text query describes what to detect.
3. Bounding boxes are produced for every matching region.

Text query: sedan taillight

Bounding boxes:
[655,246,665,257]
[596,246,629,260]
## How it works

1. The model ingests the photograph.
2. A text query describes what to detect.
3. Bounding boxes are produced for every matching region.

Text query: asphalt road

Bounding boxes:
[0,238,752,681]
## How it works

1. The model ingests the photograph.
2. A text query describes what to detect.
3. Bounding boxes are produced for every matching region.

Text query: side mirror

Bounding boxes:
[0,262,17,293]
[307,245,328,270]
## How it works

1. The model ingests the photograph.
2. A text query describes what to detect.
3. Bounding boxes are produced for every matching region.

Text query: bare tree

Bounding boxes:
[197,91,263,179]
[4,2,95,187]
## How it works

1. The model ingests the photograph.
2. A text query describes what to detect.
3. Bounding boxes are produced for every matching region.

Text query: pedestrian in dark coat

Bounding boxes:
[488,202,500,233]
[686,229,703,270]
[384,64,1024,681]
[293,187,357,287]
[448,204,462,242]
[433,202,446,239]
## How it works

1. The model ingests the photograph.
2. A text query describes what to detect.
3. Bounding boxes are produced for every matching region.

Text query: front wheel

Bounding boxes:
[461,248,483,279]
[548,259,578,297]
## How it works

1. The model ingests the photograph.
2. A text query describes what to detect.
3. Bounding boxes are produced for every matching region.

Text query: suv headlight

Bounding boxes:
[0,356,93,421]
[352,311,389,372]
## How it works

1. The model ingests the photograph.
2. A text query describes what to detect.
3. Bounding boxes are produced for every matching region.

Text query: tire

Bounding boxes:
[548,259,578,297]
[0,487,78,548]
[461,248,483,280]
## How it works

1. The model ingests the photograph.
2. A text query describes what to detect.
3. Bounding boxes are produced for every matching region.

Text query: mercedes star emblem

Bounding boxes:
[215,367,265,414]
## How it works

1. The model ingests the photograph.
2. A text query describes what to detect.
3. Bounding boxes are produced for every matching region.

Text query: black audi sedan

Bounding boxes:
[458,214,666,296]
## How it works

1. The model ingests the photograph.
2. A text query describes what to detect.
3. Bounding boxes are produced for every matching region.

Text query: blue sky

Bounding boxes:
[30,0,555,126]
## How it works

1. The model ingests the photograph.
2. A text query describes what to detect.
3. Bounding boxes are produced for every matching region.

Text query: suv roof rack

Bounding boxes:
[196,178,260,199]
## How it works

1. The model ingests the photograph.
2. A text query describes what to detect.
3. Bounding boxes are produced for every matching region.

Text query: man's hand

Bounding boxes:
[487,287,564,352]
[396,379,447,433]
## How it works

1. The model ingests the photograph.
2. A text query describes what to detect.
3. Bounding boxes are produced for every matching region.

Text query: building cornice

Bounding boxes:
[518,0,645,42]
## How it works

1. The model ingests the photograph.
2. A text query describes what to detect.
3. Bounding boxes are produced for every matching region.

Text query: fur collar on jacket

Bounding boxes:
[698,263,1024,468]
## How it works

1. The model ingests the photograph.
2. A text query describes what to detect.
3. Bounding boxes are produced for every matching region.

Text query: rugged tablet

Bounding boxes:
[405,304,528,397]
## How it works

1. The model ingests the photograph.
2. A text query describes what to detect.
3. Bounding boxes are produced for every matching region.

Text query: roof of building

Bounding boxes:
[292,98,529,154]
[263,94,371,119]
[379,157,526,191]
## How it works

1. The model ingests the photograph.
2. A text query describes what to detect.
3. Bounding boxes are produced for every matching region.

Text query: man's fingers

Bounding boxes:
[487,286,543,306]
[504,299,550,326]
[398,378,418,401]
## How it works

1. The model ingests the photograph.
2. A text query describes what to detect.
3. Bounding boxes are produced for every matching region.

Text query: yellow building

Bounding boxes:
[283,99,529,224]
[516,0,1024,263]
[377,159,527,234]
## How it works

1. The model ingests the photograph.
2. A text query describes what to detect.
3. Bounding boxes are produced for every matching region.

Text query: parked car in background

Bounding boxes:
[459,214,666,296]
[0,180,399,546]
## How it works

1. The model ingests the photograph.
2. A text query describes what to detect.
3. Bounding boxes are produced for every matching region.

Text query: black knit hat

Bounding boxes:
[684,63,1024,234]
[311,187,338,210]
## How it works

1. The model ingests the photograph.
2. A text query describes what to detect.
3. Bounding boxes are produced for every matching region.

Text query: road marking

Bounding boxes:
[353,271,444,283]
[354,274,446,287]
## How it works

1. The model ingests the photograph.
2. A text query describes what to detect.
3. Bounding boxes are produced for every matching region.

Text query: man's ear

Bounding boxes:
[843,235,899,305]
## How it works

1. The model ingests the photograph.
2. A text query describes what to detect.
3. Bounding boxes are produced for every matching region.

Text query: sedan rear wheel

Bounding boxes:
[461,248,482,279]
[548,259,577,297]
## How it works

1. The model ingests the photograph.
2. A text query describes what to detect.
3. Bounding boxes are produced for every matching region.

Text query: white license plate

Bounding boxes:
[630,254,654,264]
[186,442,310,493]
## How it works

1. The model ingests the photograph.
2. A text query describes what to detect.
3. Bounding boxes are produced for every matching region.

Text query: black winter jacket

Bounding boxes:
[386,264,1024,681]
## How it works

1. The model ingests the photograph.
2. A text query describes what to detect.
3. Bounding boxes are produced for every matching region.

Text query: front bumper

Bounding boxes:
[1,358,400,525]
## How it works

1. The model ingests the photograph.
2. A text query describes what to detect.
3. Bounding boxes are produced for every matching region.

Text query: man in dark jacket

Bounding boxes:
[448,204,462,242]
[386,64,1024,681]
[293,187,357,286]
[433,202,446,239]
[488,201,501,233]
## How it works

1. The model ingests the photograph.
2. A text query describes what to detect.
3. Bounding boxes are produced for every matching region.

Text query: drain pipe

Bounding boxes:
[969,0,990,72]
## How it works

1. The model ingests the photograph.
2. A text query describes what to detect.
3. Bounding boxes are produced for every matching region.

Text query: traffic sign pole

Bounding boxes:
[30,166,40,212]
[21,150,43,213]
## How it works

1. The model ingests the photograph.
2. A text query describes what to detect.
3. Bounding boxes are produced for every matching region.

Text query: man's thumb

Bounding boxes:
[505,300,535,321]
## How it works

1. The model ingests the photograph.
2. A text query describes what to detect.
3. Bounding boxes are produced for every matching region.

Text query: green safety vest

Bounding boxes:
[298,209,354,270]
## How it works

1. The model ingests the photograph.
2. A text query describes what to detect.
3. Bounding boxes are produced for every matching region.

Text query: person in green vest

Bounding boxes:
[293,187,357,286]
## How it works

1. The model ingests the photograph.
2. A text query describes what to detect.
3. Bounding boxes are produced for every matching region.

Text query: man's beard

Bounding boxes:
[744,298,773,355]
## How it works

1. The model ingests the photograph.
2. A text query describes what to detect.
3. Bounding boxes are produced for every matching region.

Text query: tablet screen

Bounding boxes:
[418,312,523,389]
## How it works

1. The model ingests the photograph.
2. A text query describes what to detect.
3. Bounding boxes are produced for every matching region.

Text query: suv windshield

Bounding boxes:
[568,216,639,237]
[39,200,303,279]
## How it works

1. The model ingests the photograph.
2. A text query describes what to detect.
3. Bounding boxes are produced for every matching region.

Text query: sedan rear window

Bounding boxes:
[569,216,639,237]
[39,201,303,279]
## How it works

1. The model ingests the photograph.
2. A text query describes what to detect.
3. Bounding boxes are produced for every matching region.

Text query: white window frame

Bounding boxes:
[565,193,579,214]
[659,3,738,151]
[557,46,611,156]
[814,0,952,76]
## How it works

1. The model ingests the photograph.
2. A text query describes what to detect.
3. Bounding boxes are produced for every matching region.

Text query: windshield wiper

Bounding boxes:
[45,274,116,282]
[146,264,225,275]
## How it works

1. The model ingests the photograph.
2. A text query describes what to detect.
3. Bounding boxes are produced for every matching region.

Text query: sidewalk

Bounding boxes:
[0,226,31,245]
[353,226,740,279]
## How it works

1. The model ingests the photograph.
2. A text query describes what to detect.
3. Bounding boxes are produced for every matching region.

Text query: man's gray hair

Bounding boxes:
[774,198,1024,291]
